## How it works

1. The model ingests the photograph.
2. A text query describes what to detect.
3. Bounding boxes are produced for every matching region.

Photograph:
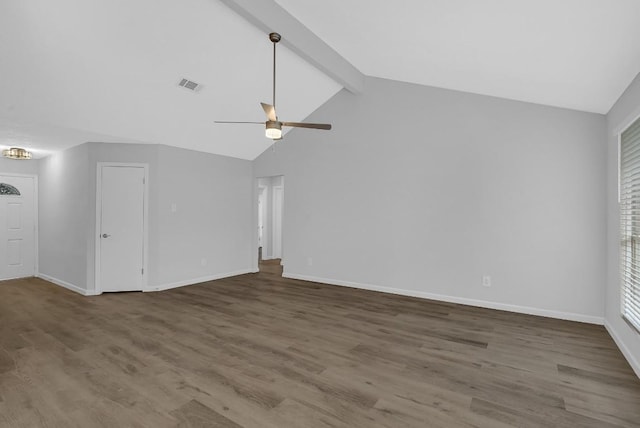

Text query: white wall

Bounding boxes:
[605,72,640,377]
[0,158,39,175]
[38,142,254,293]
[153,145,254,289]
[38,144,91,291]
[254,76,607,323]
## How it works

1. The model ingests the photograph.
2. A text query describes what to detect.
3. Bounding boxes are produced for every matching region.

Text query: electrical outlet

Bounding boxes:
[482,275,491,287]
[171,203,177,213]
[307,257,313,266]
[201,258,207,266]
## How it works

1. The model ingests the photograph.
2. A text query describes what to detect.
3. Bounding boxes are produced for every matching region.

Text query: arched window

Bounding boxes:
[0,183,20,196]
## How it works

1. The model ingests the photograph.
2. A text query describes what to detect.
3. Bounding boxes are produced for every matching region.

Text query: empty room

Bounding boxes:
[1,0,640,427]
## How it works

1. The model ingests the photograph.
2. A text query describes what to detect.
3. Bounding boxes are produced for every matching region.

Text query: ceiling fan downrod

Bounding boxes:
[269,32,281,113]
[214,30,331,140]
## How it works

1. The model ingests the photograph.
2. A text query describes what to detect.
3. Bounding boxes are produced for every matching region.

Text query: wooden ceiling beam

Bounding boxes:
[220,0,365,94]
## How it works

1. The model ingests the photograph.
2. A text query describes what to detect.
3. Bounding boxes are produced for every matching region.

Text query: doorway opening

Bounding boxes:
[257,175,284,275]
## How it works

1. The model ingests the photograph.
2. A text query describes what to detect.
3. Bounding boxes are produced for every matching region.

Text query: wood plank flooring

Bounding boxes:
[1,267,639,427]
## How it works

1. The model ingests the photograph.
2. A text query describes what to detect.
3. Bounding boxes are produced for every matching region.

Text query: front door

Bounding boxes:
[98,165,145,292]
[0,175,36,280]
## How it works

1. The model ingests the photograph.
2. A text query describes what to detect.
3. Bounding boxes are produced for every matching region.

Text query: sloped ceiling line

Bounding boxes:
[219,0,364,94]
[0,0,343,160]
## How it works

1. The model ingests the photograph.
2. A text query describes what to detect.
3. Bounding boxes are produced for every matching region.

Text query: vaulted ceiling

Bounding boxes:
[2,0,640,160]
[0,0,342,159]
[275,0,640,114]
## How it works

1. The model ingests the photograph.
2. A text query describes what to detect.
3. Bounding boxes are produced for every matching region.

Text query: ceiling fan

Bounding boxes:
[215,32,332,140]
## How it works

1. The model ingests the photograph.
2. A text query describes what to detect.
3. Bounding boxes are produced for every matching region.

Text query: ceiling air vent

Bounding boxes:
[178,78,202,92]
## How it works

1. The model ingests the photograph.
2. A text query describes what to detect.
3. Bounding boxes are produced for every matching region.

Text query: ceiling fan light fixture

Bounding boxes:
[214,32,331,138]
[2,147,32,160]
[265,121,282,139]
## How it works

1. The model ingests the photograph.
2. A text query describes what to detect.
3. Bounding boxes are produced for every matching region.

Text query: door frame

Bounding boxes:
[272,185,283,260]
[94,162,149,294]
[0,173,39,278]
[254,176,285,268]
[258,184,267,256]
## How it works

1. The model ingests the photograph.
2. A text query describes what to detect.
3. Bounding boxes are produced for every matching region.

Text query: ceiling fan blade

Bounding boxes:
[214,121,264,124]
[260,103,277,121]
[216,34,332,140]
[282,122,332,130]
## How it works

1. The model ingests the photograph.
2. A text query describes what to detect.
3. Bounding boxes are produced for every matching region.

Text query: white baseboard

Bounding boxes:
[604,320,640,379]
[37,273,99,296]
[283,272,604,325]
[0,274,35,281]
[148,269,254,292]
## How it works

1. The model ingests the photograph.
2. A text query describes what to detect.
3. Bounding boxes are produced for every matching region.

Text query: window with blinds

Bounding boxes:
[620,115,640,333]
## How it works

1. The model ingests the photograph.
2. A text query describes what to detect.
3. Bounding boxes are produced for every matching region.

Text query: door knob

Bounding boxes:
[102,233,111,238]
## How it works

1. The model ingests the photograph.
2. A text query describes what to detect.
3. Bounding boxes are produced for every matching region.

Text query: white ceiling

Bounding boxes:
[275,0,640,114]
[0,0,341,159]
[2,1,640,160]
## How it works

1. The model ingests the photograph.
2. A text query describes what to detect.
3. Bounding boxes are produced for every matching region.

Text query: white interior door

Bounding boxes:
[99,165,145,292]
[272,186,283,259]
[0,175,36,280]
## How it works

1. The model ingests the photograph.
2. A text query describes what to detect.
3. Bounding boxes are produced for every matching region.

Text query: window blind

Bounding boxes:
[620,115,640,333]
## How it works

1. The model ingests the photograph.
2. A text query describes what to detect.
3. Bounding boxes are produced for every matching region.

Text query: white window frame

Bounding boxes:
[619,113,640,333]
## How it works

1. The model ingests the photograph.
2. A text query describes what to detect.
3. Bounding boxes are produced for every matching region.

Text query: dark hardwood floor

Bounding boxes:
[1,267,639,427]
